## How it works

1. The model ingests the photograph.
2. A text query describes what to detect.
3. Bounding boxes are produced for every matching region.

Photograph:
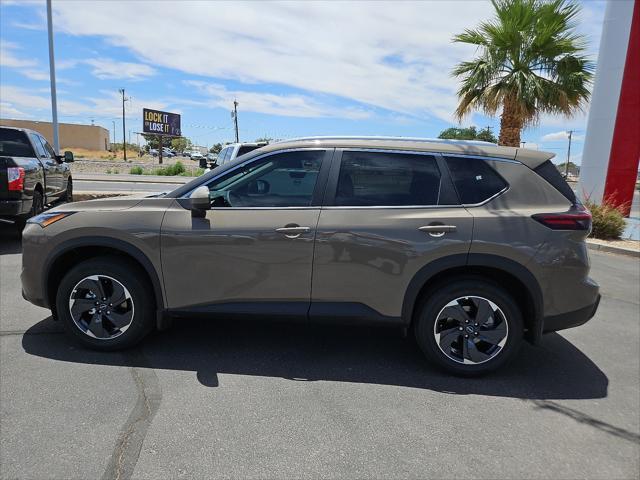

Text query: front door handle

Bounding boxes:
[419,225,457,237]
[276,226,310,238]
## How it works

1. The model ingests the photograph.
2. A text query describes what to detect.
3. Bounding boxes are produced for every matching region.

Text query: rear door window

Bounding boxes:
[335,151,442,206]
[444,156,508,204]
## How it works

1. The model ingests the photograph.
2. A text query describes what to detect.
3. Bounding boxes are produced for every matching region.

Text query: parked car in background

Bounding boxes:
[190,151,204,162]
[149,148,159,157]
[162,148,175,158]
[20,136,600,376]
[0,126,74,224]
[216,142,268,166]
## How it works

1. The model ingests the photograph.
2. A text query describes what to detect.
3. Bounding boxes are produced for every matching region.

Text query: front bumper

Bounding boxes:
[543,294,601,333]
[20,223,50,309]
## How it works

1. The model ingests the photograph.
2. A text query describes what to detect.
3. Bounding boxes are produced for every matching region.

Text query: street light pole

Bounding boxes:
[233,100,239,143]
[119,88,127,161]
[565,130,573,178]
[46,0,59,153]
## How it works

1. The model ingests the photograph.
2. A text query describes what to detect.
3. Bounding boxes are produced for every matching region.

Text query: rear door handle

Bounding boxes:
[276,226,310,238]
[419,225,457,237]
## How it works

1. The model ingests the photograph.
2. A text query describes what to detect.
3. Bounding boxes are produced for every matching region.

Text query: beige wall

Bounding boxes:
[0,119,110,151]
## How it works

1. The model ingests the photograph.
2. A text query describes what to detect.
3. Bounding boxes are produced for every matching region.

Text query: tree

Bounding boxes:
[171,137,191,153]
[141,134,191,151]
[209,143,223,154]
[451,0,593,147]
[255,137,273,143]
[438,126,497,143]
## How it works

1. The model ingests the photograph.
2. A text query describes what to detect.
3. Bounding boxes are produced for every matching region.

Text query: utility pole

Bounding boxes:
[119,88,128,161]
[233,100,239,143]
[565,130,573,178]
[46,0,59,153]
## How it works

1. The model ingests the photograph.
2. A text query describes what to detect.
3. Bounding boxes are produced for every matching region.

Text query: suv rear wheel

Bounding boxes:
[414,278,523,376]
[55,256,154,350]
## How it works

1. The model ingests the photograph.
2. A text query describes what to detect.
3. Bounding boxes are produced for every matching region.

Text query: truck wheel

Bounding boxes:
[414,278,523,376]
[65,178,73,202]
[29,190,44,217]
[55,256,154,350]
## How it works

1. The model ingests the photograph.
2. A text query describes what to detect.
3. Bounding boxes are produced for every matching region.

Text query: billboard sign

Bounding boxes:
[143,108,181,136]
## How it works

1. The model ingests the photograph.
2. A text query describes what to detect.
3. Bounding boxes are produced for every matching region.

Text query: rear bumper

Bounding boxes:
[0,199,28,218]
[543,294,601,333]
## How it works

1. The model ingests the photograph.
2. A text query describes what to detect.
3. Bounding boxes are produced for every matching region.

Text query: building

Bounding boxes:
[0,118,110,151]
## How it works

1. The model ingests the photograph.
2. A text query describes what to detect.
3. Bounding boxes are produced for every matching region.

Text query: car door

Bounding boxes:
[27,133,54,200]
[160,148,332,317]
[310,149,474,323]
[35,134,64,197]
[39,134,68,197]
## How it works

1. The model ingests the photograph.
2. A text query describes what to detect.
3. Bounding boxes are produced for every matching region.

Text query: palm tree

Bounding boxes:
[451,0,593,147]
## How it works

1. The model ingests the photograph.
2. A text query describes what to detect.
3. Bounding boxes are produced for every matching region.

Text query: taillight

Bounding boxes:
[7,167,25,191]
[532,205,592,230]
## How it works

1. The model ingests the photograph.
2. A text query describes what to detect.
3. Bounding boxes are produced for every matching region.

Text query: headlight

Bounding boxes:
[27,211,75,228]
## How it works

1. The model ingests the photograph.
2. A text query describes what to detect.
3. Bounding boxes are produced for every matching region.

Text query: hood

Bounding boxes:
[49,192,164,212]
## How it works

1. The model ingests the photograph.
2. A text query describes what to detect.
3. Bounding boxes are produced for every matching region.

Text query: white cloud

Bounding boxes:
[0,40,37,68]
[48,1,501,122]
[82,58,156,80]
[0,102,29,119]
[21,69,50,81]
[541,130,585,142]
[185,81,372,119]
[0,84,167,121]
[541,131,570,142]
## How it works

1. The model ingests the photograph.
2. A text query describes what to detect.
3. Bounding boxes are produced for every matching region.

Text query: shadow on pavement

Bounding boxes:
[0,223,23,255]
[22,315,608,400]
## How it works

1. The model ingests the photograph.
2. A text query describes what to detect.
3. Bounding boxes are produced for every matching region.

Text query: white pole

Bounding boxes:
[46,0,59,153]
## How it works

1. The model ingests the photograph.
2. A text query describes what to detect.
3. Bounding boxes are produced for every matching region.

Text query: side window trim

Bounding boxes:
[323,148,463,209]
[191,147,334,209]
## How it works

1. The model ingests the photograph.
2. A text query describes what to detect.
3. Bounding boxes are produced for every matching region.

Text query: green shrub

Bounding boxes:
[585,199,626,240]
[152,161,185,176]
[130,166,143,175]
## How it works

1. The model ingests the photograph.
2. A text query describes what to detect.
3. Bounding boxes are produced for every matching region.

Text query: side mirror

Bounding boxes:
[64,151,74,162]
[188,186,211,215]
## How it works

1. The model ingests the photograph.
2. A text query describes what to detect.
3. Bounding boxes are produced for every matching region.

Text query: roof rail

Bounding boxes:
[273,135,498,147]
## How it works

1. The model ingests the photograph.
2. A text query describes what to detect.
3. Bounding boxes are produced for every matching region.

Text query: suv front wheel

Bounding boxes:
[55,256,154,350]
[414,278,523,376]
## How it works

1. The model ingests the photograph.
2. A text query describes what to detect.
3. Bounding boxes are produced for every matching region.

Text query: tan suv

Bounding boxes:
[21,137,600,375]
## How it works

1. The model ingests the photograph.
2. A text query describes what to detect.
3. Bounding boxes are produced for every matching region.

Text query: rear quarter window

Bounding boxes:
[444,156,508,205]
[533,160,577,204]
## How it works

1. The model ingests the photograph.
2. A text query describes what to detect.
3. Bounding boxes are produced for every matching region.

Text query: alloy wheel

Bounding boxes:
[68,275,134,339]
[433,296,508,365]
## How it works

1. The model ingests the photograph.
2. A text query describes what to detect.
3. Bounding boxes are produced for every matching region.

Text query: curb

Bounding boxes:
[586,240,640,258]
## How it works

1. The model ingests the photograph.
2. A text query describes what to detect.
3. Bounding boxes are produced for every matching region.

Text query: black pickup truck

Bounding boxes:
[0,126,74,224]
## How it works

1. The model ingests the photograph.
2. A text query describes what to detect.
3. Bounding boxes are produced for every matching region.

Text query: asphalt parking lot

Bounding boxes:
[0,224,638,480]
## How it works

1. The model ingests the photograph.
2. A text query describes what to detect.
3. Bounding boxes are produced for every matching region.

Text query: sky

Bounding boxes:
[0,0,606,164]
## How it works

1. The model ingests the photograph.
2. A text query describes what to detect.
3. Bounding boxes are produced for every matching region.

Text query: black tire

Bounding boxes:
[29,189,44,217]
[65,177,73,203]
[55,256,154,350]
[414,277,523,376]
